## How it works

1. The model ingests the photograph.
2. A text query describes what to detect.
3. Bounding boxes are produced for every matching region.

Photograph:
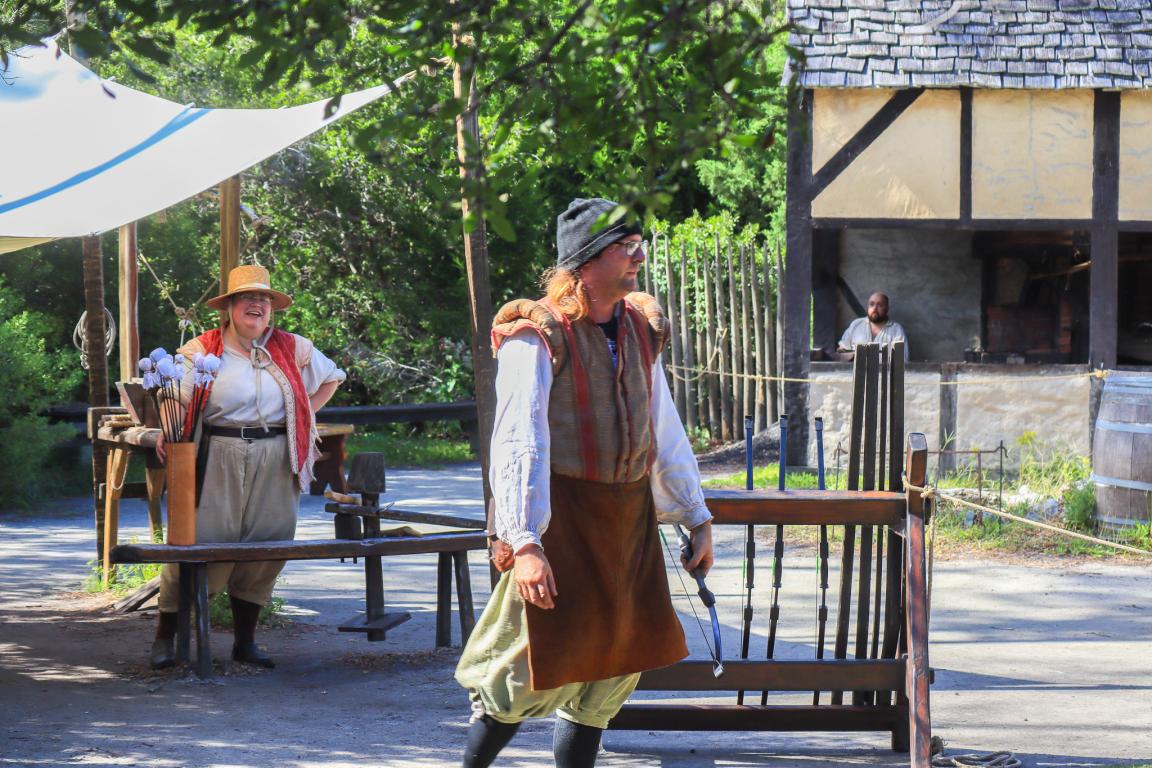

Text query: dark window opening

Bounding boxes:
[973,230,1089,364]
[1118,232,1152,366]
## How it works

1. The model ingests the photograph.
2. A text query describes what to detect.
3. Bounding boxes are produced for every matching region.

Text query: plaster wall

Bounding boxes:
[954,366,1091,461]
[971,90,1094,220]
[809,364,941,473]
[809,363,1091,473]
[837,229,979,363]
[1119,91,1152,222]
[812,89,960,219]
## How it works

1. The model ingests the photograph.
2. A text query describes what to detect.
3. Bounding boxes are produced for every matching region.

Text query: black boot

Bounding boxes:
[230,595,275,668]
[462,715,521,768]
[553,718,603,768]
[149,611,178,670]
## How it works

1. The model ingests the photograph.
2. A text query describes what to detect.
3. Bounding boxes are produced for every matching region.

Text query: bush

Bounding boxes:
[0,281,84,507]
[1062,483,1097,533]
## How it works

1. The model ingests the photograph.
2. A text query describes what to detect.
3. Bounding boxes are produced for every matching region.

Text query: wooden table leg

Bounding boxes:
[144,465,166,543]
[101,447,130,587]
[193,563,212,678]
[176,563,192,664]
[436,552,452,647]
[452,550,476,645]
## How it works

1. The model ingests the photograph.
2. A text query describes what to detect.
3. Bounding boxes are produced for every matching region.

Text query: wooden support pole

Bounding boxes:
[118,222,139,383]
[219,175,241,284]
[903,433,932,765]
[1089,90,1120,371]
[783,89,814,466]
[679,241,697,433]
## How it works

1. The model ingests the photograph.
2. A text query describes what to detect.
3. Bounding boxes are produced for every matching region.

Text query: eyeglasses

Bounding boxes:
[236,292,273,304]
[613,240,647,257]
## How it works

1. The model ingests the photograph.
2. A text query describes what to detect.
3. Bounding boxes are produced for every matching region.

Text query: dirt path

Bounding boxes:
[2,464,1150,767]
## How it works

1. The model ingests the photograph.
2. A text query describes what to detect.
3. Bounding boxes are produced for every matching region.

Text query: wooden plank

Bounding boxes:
[703,242,721,437]
[1089,89,1120,370]
[117,222,139,383]
[436,552,453,647]
[110,532,488,564]
[101,447,130,587]
[904,433,932,767]
[811,217,1103,230]
[938,363,958,474]
[717,238,733,441]
[664,235,686,423]
[960,87,972,222]
[318,401,477,425]
[749,242,766,432]
[703,490,905,526]
[452,549,477,644]
[324,503,485,530]
[609,704,903,732]
[679,241,697,433]
[783,89,813,466]
[634,659,904,692]
[889,343,906,492]
[854,344,879,702]
[811,88,924,197]
[740,245,755,426]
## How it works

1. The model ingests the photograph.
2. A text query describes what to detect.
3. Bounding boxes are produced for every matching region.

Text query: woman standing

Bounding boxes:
[150,265,345,670]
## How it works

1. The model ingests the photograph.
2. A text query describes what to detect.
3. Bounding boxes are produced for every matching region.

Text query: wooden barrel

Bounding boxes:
[1093,376,1152,535]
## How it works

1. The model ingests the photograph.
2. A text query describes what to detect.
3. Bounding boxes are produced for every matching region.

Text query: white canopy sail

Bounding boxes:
[0,42,396,255]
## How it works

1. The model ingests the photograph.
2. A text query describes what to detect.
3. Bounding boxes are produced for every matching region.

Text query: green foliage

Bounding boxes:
[1061,483,1096,533]
[1015,431,1092,500]
[704,465,828,491]
[208,591,287,629]
[346,426,474,468]
[0,281,84,506]
[1,1,791,231]
[84,560,162,594]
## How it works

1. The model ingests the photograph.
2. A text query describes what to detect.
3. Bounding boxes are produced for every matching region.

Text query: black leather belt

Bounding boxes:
[207,425,287,440]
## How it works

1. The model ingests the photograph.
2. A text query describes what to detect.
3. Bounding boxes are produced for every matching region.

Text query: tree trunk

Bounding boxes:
[452,28,496,513]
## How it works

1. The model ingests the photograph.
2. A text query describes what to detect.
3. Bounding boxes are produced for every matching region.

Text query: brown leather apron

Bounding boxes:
[524,473,688,691]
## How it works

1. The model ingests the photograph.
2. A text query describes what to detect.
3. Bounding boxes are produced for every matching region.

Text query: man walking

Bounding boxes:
[456,197,714,767]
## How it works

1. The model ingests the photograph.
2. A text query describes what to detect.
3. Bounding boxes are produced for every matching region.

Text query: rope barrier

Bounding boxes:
[666,363,1109,388]
[904,481,1152,558]
[932,751,1022,768]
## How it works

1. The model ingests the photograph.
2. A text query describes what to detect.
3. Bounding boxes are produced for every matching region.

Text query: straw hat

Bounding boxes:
[205,265,292,311]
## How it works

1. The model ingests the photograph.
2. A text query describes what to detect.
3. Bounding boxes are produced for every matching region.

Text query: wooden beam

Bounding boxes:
[704,489,906,526]
[610,704,903,732]
[960,87,972,223]
[1090,90,1120,370]
[634,659,904,692]
[811,88,924,198]
[937,363,958,474]
[110,531,488,564]
[783,88,813,466]
[117,222,139,383]
[812,217,1104,230]
[904,432,932,767]
[219,175,241,325]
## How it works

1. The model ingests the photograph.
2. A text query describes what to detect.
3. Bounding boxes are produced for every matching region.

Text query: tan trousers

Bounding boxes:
[158,434,298,612]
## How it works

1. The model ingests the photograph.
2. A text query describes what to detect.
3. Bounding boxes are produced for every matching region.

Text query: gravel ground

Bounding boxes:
[2,463,1150,767]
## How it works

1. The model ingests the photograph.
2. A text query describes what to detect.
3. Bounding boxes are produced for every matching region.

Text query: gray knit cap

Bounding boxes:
[555,198,644,270]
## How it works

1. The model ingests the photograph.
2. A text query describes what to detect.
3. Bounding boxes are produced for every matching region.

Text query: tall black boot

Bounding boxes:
[149,611,178,670]
[462,715,521,768]
[553,718,602,768]
[230,595,275,668]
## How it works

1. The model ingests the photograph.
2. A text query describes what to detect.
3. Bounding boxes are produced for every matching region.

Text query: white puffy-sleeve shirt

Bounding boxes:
[490,333,712,554]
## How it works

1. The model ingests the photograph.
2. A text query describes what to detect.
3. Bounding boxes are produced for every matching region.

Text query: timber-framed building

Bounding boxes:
[780,0,1152,485]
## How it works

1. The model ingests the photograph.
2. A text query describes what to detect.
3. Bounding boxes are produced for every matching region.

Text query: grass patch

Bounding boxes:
[704,465,828,491]
[346,424,473,468]
[208,590,288,629]
[84,560,163,594]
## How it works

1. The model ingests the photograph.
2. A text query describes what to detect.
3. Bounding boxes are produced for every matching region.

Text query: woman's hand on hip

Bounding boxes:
[513,544,557,610]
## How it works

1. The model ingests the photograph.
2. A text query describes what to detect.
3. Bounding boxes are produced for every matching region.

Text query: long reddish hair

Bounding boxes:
[540,266,592,321]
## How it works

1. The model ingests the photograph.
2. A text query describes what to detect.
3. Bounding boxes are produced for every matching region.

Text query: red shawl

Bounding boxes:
[194,328,314,479]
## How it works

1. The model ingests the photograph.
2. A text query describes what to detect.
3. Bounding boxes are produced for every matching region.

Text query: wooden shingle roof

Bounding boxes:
[787,0,1152,89]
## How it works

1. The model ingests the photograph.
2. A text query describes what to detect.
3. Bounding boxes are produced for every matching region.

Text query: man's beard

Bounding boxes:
[869,311,887,324]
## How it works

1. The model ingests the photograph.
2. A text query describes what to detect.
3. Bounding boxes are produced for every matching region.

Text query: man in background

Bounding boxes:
[837,291,909,361]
